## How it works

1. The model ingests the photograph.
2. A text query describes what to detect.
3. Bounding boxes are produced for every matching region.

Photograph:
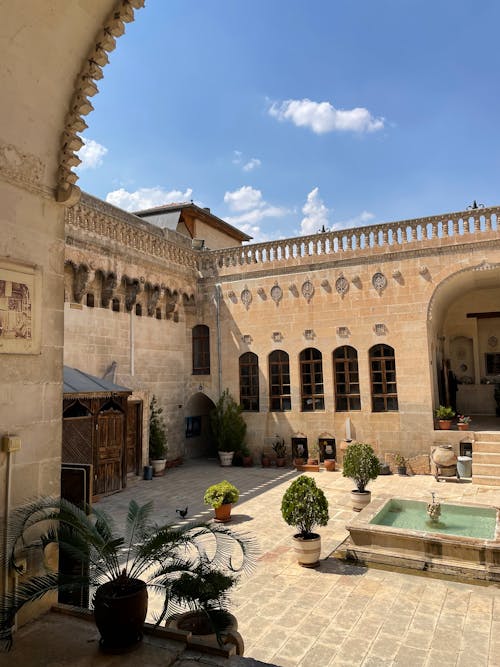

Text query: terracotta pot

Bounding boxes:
[397,466,407,476]
[438,420,452,430]
[275,457,286,467]
[432,444,457,477]
[458,423,469,431]
[93,578,148,653]
[307,458,319,465]
[242,455,253,467]
[294,458,305,466]
[324,459,336,471]
[261,456,271,467]
[350,489,371,512]
[166,611,244,655]
[214,503,232,522]
[292,533,321,568]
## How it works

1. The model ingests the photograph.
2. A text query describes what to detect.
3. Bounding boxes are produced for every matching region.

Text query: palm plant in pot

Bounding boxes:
[342,442,381,511]
[0,497,256,653]
[204,481,240,522]
[210,389,247,466]
[281,475,329,568]
[149,394,168,475]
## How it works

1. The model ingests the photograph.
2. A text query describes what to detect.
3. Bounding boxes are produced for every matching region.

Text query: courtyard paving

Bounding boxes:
[99,461,500,667]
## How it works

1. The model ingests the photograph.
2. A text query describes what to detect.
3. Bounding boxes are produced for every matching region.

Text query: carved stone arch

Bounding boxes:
[56,1,146,204]
[145,282,161,317]
[100,271,117,308]
[121,274,142,312]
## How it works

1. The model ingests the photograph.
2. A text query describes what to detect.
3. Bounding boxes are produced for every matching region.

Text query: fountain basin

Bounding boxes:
[343,496,500,582]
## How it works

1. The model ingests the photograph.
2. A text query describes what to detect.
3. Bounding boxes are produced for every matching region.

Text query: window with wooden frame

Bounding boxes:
[333,346,361,411]
[269,350,291,411]
[300,347,325,411]
[192,324,210,375]
[370,344,398,412]
[239,352,259,411]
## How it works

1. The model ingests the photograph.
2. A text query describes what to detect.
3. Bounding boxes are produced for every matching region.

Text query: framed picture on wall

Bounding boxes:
[0,260,41,354]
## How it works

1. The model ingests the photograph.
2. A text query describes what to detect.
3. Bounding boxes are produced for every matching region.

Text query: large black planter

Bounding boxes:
[93,577,148,653]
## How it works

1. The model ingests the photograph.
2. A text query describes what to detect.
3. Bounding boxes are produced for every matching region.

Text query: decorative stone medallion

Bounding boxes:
[270,283,283,304]
[240,288,252,309]
[301,280,315,302]
[488,335,498,348]
[372,272,387,293]
[335,276,349,296]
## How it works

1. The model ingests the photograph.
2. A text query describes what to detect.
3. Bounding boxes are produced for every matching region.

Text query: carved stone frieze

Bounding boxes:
[301,280,314,302]
[101,272,117,308]
[0,141,45,191]
[56,1,146,203]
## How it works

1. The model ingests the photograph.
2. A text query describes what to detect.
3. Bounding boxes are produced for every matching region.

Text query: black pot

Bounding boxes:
[93,578,148,653]
[397,466,407,476]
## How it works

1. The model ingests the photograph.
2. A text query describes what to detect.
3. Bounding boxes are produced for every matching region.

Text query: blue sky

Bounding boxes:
[76,0,500,242]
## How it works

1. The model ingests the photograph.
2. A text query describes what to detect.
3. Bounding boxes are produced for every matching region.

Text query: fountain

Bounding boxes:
[426,492,441,523]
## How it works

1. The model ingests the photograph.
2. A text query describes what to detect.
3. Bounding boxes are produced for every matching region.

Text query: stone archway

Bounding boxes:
[428,262,500,416]
[184,392,216,459]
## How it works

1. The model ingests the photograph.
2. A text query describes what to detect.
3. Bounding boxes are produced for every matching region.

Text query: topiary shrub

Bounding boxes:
[210,389,247,453]
[342,442,381,492]
[149,395,168,460]
[281,475,329,538]
[204,481,240,508]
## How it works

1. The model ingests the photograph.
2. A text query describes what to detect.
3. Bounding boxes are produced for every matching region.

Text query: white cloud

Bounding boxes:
[300,187,330,235]
[106,186,193,212]
[224,185,264,212]
[242,158,261,172]
[77,138,108,170]
[232,150,243,165]
[224,185,289,241]
[269,98,384,134]
[333,210,375,230]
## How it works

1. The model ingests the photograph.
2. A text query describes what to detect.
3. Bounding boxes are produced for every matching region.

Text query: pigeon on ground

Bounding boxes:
[176,507,188,519]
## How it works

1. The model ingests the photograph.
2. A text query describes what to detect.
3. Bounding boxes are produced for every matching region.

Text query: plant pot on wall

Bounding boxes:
[458,423,469,431]
[438,420,453,430]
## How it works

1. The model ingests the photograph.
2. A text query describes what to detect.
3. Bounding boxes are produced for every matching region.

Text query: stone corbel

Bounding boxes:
[147,285,161,317]
[73,265,90,303]
[124,278,142,312]
[101,273,117,308]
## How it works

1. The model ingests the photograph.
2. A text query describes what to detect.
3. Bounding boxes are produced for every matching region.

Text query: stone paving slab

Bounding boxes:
[97,461,500,666]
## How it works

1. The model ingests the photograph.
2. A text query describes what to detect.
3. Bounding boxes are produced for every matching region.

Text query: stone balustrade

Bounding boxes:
[202,207,500,276]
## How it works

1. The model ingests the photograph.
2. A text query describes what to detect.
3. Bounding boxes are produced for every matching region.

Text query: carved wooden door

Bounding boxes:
[126,400,142,475]
[62,416,92,464]
[94,408,123,496]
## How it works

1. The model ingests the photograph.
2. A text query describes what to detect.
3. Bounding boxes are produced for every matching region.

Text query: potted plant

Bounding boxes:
[261,450,271,467]
[149,394,168,475]
[0,497,255,653]
[210,389,247,466]
[281,475,329,568]
[307,442,319,466]
[393,452,407,475]
[457,414,471,431]
[272,436,287,467]
[241,446,253,467]
[342,442,381,511]
[204,480,240,522]
[434,405,455,430]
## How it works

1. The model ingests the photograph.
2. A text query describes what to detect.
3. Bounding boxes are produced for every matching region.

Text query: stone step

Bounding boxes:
[473,431,500,441]
[472,462,500,476]
[473,452,500,465]
[471,474,500,486]
[472,441,500,453]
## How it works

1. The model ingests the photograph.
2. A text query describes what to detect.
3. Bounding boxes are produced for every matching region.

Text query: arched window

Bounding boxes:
[239,352,259,411]
[300,348,324,411]
[269,350,291,411]
[192,325,210,375]
[370,344,398,411]
[333,346,361,411]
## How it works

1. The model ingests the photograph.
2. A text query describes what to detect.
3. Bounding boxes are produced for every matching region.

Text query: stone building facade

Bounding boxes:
[63,193,500,472]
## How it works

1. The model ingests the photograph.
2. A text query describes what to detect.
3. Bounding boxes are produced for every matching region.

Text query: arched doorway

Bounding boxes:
[428,263,500,420]
[184,392,216,459]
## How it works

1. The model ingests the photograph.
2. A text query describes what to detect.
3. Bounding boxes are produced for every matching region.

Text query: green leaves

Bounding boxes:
[210,389,247,452]
[204,481,239,508]
[281,475,329,537]
[342,442,381,492]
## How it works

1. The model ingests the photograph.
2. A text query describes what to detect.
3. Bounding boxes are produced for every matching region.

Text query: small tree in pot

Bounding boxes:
[149,395,168,475]
[210,389,247,466]
[342,442,381,511]
[281,475,329,567]
[204,480,240,522]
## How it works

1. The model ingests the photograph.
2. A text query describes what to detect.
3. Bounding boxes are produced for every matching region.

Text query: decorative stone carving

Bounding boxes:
[335,276,349,296]
[270,283,283,305]
[73,265,90,303]
[488,336,498,348]
[0,142,44,191]
[337,326,350,338]
[374,323,387,335]
[372,272,387,293]
[301,280,314,302]
[272,332,283,342]
[304,329,315,340]
[124,278,141,312]
[241,288,252,309]
[147,285,161,317]
[242,334,252,344]
[101,273,117,308]
[257,287,266,300]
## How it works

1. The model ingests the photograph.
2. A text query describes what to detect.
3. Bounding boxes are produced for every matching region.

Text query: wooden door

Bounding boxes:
[126,400,142,475]
[94,409,124,496]
[62,416,92,464]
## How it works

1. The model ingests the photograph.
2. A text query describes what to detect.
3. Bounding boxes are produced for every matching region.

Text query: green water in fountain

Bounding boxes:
[370,499,497,539]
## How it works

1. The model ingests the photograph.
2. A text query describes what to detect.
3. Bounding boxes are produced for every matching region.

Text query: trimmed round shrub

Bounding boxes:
[281,475,329,538]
